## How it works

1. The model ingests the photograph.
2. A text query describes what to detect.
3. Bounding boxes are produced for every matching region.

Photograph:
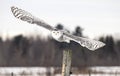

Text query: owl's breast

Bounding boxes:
[51,33,62,42]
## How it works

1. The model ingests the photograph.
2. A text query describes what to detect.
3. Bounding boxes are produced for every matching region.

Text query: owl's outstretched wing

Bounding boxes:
[11,6,105,51]
[11,6,55,31]
[63,32,105,51]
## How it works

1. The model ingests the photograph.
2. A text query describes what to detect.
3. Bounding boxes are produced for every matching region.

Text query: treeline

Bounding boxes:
[0,24,120,67]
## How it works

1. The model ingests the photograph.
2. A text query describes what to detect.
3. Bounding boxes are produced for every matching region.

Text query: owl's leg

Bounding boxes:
[63,35,70,43]
[64,39,70,43]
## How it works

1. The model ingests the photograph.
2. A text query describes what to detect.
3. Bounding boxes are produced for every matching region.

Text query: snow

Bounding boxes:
[0,67,49,76]
[90,66,120,73]
[0,66,119,76]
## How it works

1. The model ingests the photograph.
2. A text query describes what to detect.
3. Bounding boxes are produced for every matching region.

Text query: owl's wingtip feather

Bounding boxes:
[90,42,106,51]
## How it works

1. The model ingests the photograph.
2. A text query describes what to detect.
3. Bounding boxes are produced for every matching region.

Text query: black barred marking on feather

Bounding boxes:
[11,6,34,24]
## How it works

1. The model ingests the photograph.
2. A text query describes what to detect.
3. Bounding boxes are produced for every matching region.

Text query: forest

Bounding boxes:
[0,24,120,67]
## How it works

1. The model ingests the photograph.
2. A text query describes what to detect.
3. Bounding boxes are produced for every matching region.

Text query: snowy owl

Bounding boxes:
[11,6,105,51]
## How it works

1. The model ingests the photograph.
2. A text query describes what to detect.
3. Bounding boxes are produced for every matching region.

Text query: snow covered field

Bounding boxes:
[0,66,119,76]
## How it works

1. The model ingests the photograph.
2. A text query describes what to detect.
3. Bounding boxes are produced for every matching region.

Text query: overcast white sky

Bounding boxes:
[0,0,120,39]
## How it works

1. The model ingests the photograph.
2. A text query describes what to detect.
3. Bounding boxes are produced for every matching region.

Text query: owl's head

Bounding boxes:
[51,30,63,39]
